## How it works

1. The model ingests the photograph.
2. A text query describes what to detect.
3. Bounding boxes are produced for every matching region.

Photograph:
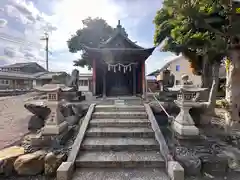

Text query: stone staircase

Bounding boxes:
[72,104,169,180]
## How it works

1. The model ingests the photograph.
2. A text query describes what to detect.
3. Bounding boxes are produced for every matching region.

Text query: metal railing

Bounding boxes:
[148,88,171,118]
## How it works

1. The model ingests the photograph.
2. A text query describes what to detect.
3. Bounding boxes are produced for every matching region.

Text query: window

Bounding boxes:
[176,65,180,72]
[79,80,88,86]
[0,80,9,85]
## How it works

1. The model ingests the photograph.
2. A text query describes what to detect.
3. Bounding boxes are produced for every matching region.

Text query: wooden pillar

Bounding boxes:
[133,65,136,96]
[142,62,146,99]
[103,68,107,98]
[92,59,96,95]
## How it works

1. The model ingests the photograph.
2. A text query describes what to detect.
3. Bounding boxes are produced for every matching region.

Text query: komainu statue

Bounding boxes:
[181,74,193,85]
[67,69,79,91]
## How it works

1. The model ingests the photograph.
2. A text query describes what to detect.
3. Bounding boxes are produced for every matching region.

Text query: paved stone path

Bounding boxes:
[0,93,40,150]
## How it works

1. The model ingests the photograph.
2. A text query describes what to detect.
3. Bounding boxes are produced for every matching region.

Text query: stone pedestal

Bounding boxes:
[42,101,68,135]
[168,83,207,137]
[172,101,199,136]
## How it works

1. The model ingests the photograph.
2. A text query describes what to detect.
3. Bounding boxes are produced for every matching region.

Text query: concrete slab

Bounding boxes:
[86,127,154,137]
[92,111,148,119]
[81,137,159,151]
[94,105,145,112]
[72,168,170,180]
[89,118,150,127]
[76,151,164,168]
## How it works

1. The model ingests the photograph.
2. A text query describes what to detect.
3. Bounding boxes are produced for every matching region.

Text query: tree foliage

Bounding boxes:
[67,17,114,69]
[153,0,232,75]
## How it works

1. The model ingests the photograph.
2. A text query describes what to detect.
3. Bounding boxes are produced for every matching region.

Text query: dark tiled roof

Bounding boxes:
[1,62,38,68]
[34,72,68,79]
[0,71,34,79]
[99,21,145,49]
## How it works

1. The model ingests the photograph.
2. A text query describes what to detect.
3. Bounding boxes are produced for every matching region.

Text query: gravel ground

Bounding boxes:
[0,175,55,180]
[0,93,42,149]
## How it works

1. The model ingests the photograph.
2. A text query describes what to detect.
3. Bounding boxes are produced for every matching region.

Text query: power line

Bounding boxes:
[0,33,41,46]
[0,55,46,62]
[0,36,42,48]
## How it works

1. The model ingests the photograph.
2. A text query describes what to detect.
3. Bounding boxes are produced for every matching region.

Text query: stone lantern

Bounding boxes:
[35,84,73,135]
[168,75,207,137]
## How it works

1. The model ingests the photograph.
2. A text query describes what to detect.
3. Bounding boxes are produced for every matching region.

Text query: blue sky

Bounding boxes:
[0,0,176,74]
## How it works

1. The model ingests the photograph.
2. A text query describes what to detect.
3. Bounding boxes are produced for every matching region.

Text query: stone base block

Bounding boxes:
[167,161,184,180]
[42,121,68,135]
[172,121,199,136]
[28,134,52,147]
[57,162,74,180]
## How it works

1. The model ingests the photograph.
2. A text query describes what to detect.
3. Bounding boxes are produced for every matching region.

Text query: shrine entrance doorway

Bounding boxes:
[106,67,133,96]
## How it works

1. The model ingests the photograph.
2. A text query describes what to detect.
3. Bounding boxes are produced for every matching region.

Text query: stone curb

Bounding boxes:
[167,161,184,180]
[144,104,173,163]
[56,103,96,180]
[144,103,185,180]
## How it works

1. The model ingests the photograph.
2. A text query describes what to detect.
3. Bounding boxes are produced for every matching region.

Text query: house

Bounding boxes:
[78,73,92,92]
[155,56,202,86]
[0,62,69,90]
[0,62,46,90]
[0,62,47,73]
[0,71,34,90]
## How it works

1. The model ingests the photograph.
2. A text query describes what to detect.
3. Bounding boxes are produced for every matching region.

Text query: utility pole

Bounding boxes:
[41,32,49,71]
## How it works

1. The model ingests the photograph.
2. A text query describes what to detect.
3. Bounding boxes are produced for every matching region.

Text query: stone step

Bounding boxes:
[89,118,151,127]
[75,151,164,168]
[72,168,170,180]
[94,105,145,112]
[86,127,155,138]
[92,111,147,119]
[81,137,159,151]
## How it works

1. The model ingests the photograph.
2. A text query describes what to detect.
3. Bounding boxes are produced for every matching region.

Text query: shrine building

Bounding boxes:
[84,20,155,98]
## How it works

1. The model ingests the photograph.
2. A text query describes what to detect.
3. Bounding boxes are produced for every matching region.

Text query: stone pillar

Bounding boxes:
[92,59,96,95]
[42,90,68,135]
[172,102,199,136]
[103,68,107,98]
[142,62,146,99]
[133,65,136,96]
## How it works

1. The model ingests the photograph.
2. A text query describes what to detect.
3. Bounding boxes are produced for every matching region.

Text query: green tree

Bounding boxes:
[154,0,229,110]
[67,17,114,70]
[154,0,240,127]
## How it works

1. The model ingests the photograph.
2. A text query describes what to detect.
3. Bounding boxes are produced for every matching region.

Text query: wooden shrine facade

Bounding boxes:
[84,20,155,97]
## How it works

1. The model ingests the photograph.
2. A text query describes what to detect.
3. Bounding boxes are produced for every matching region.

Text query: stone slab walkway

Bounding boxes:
[0,93,40,149]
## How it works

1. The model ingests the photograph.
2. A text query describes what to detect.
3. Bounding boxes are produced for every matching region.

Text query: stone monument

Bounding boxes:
[34,84,73,135]
[168,75,207,137]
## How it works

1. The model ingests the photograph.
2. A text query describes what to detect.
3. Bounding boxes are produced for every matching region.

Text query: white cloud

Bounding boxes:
[0,19,7,28]
[45,0,121,52]
[0,0,175,74]
[0,0,58,64]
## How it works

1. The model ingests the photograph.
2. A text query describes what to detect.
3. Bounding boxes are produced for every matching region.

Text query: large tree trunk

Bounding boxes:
[200,56,213,100]
[225,50,240,131]
[208,62,220,111]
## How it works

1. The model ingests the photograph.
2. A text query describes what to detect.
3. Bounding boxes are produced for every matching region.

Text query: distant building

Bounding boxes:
[153,56,202,86]
[78,73,92,92]
[0,62,46,73]
[0,62,69,90]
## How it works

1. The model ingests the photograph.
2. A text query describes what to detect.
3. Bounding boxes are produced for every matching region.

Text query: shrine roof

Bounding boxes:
[83,46,155,53]
[98,20,149,50]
